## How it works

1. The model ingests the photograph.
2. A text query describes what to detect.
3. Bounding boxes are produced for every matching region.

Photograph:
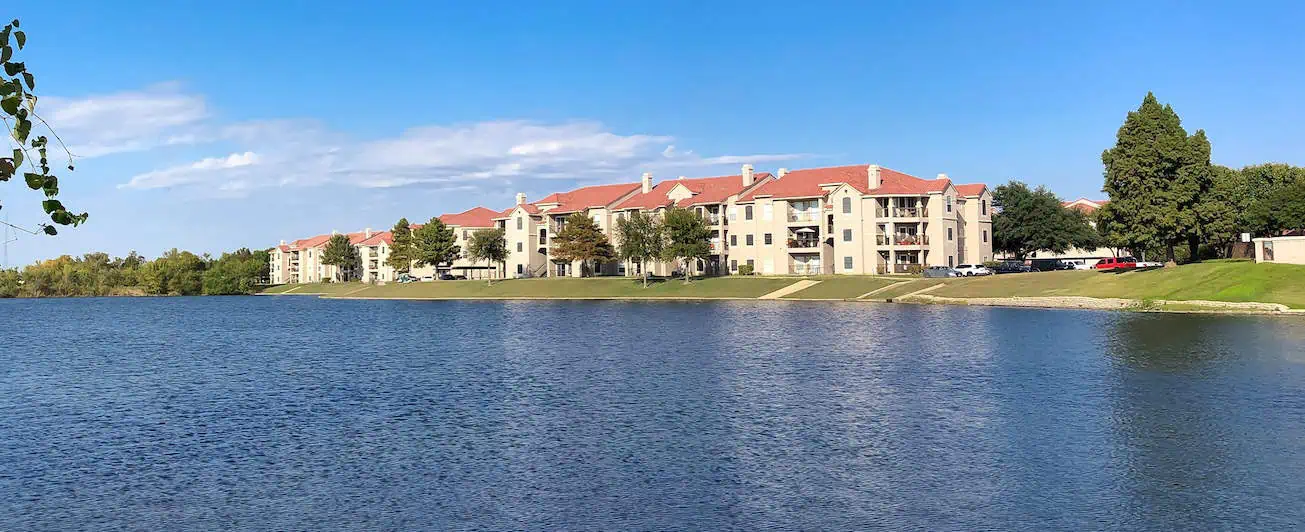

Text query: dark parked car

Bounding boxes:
[994,260,1032,274]
[439,273,467,281]
[1029,259,1076,271]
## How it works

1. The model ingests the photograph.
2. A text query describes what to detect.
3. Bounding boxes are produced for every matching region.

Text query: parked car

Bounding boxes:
[439,273,456,280]
[953,264,992,276]
[1068,260,1095,270]
[419,275,434,282]
[923,266,958,278]
[396,273,417,283]
[1029,259,1076,271]
[994,260,1032,274]
[1136,261,1164,270]
[1094,256,1138,272]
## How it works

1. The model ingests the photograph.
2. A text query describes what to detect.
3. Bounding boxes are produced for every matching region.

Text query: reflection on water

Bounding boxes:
[0,297,1302,530]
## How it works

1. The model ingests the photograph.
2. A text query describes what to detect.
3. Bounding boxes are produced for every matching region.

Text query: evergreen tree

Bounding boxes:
[321,234,360,282]
[992,181,1100,259]
[1100,92,1210,262]
[465,228,508,286]
[551,212,615,277]
[1245,180,1305,237]
[614,210,664,287]
[660,207,711,283]
[411,218,460,269]
[386,218,415,273]
[1196,165,1248,257]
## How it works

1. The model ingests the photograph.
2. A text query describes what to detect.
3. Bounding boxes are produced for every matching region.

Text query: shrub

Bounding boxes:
[906,264,925,275]
[983,260,1001,268]
[738,264,754,275]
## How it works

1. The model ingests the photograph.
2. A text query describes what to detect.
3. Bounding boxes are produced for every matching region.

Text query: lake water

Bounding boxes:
[2,297,1303,530]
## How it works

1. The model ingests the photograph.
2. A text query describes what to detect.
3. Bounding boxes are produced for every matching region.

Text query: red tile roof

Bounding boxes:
[494,203,540,219]
[613,173,773,211]
[739,165,950,201]
[535,182,642,214]
[955,183,987,197]
[439,206,500,228]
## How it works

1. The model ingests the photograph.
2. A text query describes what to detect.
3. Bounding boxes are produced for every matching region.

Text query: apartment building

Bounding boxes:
[271,163,993,283]
[610,166,773,276]
[496,182,643,278]
[723,164,992,275]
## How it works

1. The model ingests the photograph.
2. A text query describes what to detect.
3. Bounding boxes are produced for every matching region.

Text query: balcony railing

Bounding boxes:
[702,213,723,225]
[710,240,725,253]
[787,238,821,249]
[787,211,819,223]
[876,233,929,246]
[879,263,923,274]
[790,264,822,275]
[893,207,928,218]
[876,208,890,217]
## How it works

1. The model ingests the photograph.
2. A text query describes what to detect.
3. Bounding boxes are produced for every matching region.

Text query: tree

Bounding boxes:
[1100,92,1210,262]
[613,210,664,287]
[1196,165,1249,257]
[1245,179,1305,238]
[321,234,360,282]
[386,218,415,273]
[465,228,508,285]
[551,212,615,277]
[1,19,88,235]
[411,217,460,269]
[991,181,1100,259]
[202,248,270,295]
[661,207,711,283]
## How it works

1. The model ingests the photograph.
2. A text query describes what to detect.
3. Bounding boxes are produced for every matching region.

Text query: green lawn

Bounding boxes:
[870,279,946,300]
[928,260,1305,308]
[284,276,799,299]
[780,276,905,299]
[260,282,370,295]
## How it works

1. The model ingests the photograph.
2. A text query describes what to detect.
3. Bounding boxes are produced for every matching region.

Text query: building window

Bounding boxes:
[517,242,523,252]
[948,228,954,241]
[981,200,988,216]
[983,230,988,243]
[946,196,953,213]
[762,204,773,220]
[516,217,523,230]
[730,260,738,271]
[730,235,737,246]
[745,206,753,220]
[729,207,737,221]
[747,259,754,270]
[842,196,852,214]
[843,229,852,242]
[517,264,523,274]
[844,256,853,270]
[463,230,469,240]
[764,233,772,245]
[948,256,954,267]
[746,234,754,246]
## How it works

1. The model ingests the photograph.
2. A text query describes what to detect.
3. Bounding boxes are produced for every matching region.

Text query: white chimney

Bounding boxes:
[365,228,373,238]
[677,175,685,180]
[515,192,527,205]
[867,165,882,190]
[280,239,286,245]
[936,173,949,180]
[742,164,755,187]
[332,229,339,236]
[641,172,653,193]
[777,168,789,179]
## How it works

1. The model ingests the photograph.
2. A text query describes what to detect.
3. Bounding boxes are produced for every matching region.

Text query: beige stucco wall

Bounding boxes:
[957,191,993,265]
[504,208,546,278]
[1255,236,1305,264]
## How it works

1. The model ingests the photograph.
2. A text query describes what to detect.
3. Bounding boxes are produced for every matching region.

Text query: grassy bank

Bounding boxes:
[926,260,1305,309]
[266,276,798,299]
[780,276,904,299]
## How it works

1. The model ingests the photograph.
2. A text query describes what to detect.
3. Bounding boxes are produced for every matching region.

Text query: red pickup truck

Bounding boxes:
[1095,256,1138,272]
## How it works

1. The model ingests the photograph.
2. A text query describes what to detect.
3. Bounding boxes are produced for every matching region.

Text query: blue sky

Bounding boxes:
[4,1,1303,266]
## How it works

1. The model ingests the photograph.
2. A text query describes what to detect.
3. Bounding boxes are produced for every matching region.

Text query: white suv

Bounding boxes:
[953,264,992,276]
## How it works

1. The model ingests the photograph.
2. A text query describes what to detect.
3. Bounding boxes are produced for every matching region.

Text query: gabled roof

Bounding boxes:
[494,203,540,220]
[535,182,642,214]
[613,173,773,211]
[955,183,987,197]
[739,164,950,201]
[358,231,392,246]
[1062,198,1108,213]
[439,206,500,228]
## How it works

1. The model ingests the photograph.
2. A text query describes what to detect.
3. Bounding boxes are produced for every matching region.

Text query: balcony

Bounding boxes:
[710,240,725,253]
[790,264,823,275]
[878,263,923,274]
[787,238,821,250]
[876,234,929,247]
[893,207,928,218]
[787,211,820,223]
[704,213,723,225]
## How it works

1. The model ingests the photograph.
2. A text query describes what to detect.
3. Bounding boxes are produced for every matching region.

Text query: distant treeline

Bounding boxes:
[0,248,270,298]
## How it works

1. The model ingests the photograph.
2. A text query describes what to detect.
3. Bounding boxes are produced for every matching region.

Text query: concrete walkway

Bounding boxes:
[758,279,822,299]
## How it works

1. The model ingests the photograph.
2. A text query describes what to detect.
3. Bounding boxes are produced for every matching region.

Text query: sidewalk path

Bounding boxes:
[758,280,821,299]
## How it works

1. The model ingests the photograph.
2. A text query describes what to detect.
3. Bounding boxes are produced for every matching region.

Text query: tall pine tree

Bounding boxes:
[1100,92,1211,262]
[386,218,415,273]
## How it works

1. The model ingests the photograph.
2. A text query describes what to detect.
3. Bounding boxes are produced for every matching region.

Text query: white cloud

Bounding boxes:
[119,152,259,190]
[49,84,809,197]
[42,83,209,158]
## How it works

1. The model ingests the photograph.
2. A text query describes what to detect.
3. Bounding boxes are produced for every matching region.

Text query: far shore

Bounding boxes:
[258,260,1305,316]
